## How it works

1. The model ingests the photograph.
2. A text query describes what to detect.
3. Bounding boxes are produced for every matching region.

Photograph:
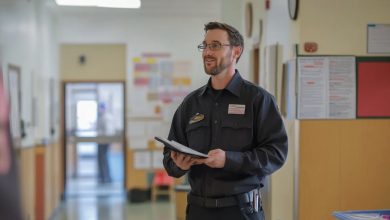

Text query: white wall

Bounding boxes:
[261,1,299,220]
[55,2,222,89]
[1,0,222,147]
[0,0,58,146]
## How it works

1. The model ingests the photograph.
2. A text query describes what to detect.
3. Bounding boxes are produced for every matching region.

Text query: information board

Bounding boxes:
[297,56,356,119]
[356,57,390,118]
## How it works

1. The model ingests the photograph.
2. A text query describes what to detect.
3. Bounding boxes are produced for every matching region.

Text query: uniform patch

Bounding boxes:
[189,113,205,124]
[228,104,246,115]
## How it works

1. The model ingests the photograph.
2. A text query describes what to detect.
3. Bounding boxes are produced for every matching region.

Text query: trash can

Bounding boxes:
[333,210,390,220]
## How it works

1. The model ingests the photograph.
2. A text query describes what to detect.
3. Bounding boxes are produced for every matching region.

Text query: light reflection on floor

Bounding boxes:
[52,196,176,220]
[54,141,176,220]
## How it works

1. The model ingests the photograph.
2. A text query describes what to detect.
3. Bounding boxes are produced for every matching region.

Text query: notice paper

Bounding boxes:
[298,56,356,119]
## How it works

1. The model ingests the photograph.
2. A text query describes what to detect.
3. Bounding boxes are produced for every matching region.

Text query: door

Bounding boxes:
[64,82,125,197]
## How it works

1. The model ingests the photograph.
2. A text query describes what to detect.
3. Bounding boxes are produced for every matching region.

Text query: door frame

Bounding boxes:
[60,80,127,199]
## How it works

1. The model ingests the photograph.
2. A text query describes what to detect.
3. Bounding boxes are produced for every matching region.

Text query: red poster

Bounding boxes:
[357,60,390,117]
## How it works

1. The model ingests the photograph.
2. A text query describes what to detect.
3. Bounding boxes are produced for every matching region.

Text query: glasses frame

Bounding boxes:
[197,41,231,52]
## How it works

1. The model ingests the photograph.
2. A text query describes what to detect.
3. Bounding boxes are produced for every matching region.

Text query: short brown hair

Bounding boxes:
[204,22,244,62]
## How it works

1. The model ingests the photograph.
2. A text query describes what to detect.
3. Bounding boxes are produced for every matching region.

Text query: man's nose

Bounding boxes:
[203,47,213,55]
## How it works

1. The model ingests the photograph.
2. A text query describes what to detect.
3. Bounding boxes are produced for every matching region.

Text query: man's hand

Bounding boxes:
[203,149,226,168]
[171,151,198,171]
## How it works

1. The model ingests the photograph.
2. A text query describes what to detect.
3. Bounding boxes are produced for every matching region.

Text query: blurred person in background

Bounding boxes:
[0,67,23,220]
[96,102,112,184]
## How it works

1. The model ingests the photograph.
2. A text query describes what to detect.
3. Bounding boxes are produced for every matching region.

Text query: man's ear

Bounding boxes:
[234,47,242,60]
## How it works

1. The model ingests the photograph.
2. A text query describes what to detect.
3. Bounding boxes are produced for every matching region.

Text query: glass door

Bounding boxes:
[64,82,125,197]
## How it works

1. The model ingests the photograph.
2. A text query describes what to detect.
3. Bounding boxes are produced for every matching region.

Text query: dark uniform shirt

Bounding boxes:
[163,70,288,198]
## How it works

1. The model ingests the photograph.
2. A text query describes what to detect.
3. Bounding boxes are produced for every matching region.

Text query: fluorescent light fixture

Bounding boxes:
[55,0,141,8]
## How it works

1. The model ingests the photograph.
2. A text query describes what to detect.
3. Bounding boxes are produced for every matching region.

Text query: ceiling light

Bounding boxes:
[55,0,141,8]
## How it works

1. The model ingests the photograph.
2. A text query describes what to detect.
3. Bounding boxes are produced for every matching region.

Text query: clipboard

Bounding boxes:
[154,136,208,158]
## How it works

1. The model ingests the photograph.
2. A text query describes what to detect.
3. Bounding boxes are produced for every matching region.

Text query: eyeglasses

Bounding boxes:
[197,42,231,51]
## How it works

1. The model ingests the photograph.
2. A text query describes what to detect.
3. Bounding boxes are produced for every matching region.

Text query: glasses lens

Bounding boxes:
[210,42,222,51]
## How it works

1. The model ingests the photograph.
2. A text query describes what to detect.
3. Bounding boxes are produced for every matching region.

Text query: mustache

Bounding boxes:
[204,55,216,60]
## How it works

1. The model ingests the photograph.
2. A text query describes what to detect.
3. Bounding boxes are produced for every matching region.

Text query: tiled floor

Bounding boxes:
[56,143,176,220]
[51,196,176,220]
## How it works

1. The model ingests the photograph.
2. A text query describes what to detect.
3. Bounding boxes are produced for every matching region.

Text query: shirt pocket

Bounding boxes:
[185,120,210,153]
[220,119,253,150]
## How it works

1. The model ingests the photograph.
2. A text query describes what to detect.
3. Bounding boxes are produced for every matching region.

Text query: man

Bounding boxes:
[163,22,288,220]
[96,102,111,183]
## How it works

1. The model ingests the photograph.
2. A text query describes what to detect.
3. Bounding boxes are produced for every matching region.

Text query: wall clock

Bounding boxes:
[288,0,298,20]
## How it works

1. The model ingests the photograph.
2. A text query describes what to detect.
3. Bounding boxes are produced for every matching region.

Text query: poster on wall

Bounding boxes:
[367,24,390,54]
[356,57,390,118]
[152,151,164,169]
[7,65,23,144]
[133,151,151,169]
[129,53,192,118]
[128,53,193,152]
[297,56,356,119]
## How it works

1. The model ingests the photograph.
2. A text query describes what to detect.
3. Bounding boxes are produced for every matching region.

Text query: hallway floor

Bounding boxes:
[56,142,176,220]
[51,196,176,220]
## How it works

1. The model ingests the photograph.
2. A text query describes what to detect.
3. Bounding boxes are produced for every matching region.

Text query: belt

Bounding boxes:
[187,189,257,208]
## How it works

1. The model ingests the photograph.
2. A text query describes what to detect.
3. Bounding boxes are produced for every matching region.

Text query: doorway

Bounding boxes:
[64,82,125,197]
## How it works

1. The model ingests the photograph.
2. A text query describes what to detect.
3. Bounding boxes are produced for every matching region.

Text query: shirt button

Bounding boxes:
[215,102,219,106]
[214,120,218,124]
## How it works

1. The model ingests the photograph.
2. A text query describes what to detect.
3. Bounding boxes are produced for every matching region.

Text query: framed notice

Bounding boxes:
[356,57,390,118]
[7,65,23,145]
[281,60,297,119]
[367,24,390,54]
[297,56,356,119]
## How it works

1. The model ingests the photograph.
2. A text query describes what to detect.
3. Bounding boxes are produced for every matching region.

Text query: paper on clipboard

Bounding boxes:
[154,136,208,158]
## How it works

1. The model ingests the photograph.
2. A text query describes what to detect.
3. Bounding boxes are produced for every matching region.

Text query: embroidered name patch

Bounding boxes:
[228,104,245,115]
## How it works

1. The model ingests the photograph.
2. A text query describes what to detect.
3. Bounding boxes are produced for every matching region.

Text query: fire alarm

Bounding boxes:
[304,42,318,53]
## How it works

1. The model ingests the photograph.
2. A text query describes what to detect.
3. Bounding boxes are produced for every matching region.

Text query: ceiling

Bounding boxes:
[48,0,222,17]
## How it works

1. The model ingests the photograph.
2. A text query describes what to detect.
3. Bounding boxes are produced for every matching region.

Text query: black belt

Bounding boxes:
[187,189,257,208]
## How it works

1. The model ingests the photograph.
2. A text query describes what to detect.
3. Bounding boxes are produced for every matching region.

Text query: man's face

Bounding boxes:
[202,29,235,76]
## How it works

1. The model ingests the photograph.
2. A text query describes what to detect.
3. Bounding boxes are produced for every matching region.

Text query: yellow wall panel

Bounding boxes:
[19,147,36,220]
[299,120,341,220]
[299,120,390,220]
[60,44,126,81]
[339,120,390,210]
[126,149,148,189]
[300,0,390,55]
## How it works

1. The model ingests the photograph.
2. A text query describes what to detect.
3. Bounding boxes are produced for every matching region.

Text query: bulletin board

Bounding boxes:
[297,56,356,119]
[356,57,390,118]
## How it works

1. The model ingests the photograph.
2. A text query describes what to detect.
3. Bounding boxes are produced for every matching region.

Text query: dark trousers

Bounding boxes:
[97,143,111,183]
[186,204,264,220]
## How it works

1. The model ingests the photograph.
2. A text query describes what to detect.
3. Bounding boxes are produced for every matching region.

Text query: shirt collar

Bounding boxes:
[199,69,243,97]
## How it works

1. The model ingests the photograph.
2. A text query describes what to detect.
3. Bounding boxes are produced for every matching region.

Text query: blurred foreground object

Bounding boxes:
[0,67,23,220]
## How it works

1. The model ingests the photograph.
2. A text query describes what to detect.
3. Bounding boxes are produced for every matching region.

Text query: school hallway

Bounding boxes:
[1,0,390,220]
[53,143,176,220]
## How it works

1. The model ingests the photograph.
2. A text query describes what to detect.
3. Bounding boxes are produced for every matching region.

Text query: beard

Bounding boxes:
[203,50,232,76]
